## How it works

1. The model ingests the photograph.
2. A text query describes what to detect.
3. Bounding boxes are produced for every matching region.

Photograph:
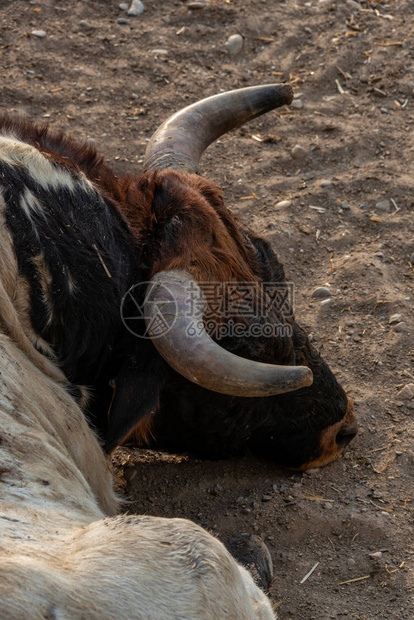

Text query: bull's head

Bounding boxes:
[108,85,357,470]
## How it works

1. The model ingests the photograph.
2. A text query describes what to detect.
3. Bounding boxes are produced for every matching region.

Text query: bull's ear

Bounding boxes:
[104,348,166,453]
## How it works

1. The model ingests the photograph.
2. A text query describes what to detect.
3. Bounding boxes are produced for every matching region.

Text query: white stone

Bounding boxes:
[225,34,244,56]
[188,1,209,8]
[320,298,332,307]
[151,49,169,56]
[389,314,402,325]
[128,0,144,16]
[275,200,292,209]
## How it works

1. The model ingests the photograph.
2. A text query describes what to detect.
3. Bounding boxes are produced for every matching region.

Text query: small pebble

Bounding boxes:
[291,99,303,109]
[410,253,414,265]
[262,494,272,502]
[118,18,128,24]
[346,557,356,566]
[341,200,350,210]
[321,298,332,307]
[119,2,129,9]
[359,204,369,210]
[346,0,362,9]
[128,0,144,16]
[389,314,402,325]
[324,502,333,510]
[31,30,46,38]
[275,199,292,209]
[210,483,223,495]
[375,199,391,212]
[393,322,408,333]
[79,20,89,28]
[369,551,382,560]
[380,107,388,114]
[397,384,414,400]
[224,34,244,56]
[311,287,332,300]
[320,180,332,188]
[151,48,169,56]
[188,1,208,7]
[291,144,307,159]
[373,87,387,98]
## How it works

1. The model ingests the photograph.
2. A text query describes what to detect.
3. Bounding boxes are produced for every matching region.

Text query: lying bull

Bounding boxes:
[0,85,357,471]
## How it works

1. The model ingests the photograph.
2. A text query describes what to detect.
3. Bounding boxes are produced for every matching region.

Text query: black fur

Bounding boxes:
[1,160,137,386]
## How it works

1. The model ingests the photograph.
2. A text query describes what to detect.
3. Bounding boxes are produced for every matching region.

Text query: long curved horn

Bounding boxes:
[144,270,313,397]
[143,84,293,173]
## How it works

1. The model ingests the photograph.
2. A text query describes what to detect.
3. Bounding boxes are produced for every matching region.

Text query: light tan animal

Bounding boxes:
[0,230,275,618]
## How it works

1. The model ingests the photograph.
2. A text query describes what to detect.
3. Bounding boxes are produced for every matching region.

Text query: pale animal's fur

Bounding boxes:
[0,337,275,619]
[0,139,276,619]
[0,134,76,191]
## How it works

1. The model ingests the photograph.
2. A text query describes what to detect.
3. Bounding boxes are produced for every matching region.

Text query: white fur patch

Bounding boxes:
[20,187,44,221]
[0,134,76,192]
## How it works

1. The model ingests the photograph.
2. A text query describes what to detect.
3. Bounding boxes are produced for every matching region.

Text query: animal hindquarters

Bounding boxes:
[60,515,276,620]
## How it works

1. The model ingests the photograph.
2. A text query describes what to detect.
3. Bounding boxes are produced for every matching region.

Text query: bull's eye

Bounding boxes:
[335,424,358,449]
[203,234,214,246]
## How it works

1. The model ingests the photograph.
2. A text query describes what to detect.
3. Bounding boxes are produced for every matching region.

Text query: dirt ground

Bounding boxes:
[1,0,413,618]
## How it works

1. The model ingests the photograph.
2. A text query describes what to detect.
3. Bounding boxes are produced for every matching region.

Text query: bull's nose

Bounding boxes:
[335,423,358,449]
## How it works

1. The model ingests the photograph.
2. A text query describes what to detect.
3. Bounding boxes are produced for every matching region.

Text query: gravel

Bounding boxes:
[311,287,332,300]
[224,34,244,56]
[393,322,408,333]
[375,200,391,212]
[291,144,307,159]
[397,384,414,400]
[128,0,144,16]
